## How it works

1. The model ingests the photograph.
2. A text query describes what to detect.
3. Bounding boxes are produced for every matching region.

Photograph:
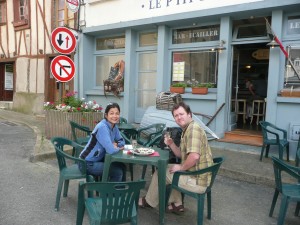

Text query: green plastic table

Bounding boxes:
[102,148,169,225]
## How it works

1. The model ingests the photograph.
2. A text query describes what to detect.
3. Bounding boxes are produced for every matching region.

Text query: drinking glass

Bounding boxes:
[165,131,171,139]
[131,139,137,158]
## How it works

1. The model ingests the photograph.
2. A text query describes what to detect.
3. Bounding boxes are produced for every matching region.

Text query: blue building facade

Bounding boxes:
[75,0,300,159]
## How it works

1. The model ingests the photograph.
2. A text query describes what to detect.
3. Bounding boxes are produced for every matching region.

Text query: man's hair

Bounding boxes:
[171,102,192,117]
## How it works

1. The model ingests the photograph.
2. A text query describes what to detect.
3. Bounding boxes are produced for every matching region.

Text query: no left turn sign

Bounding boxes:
[50,55,75,82]
[51,27,77,54]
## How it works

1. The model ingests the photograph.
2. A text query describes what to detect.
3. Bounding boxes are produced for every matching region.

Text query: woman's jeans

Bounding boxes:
[80,161,126,182]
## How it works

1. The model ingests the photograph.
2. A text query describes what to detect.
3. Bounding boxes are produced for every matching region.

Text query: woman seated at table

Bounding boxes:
[138,102,213,213]
[79,102,126,181]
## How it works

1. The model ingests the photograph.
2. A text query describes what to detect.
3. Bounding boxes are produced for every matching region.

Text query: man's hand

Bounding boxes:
[164,135,173,146]
[169,164,182,174]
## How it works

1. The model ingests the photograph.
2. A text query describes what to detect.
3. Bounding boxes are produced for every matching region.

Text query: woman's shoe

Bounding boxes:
[166,203,185,215]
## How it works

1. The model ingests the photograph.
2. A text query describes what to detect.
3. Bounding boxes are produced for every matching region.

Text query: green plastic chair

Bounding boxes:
[69,120,92,145]
[136,123,165,179]
[136,123,166,147]
[269,157,300,225]
[76,180,146,225]
[259,121,289,161]
[119,117,128,124]
[51,137,87,211]
[166,157,224,225]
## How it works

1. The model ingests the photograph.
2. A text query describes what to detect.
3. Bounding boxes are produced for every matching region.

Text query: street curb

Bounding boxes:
[218,167,274,188]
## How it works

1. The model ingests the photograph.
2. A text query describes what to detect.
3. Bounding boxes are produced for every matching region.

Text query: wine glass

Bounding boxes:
[165,131,171,139]
[131,139,137,158]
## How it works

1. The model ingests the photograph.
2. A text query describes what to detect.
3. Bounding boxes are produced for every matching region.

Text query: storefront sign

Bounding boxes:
[252,49,269,60]
[142,0,262,11]
[96,36,125,50]
[287,17,300,35]
[173,25,220,44]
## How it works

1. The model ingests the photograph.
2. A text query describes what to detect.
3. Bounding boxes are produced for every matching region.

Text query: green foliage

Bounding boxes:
[171,82,187,87]
[197,83,216,88]
[43,91,103,112]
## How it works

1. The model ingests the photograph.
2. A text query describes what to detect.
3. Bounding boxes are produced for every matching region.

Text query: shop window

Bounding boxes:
[96,36,125,50]
[137,52,157,108]
[171,50,218,86]
[139,32,158,47]
[0,1,6,24]
[13,0,30,30]
[53,0,76,29]
[285,46,300,88]
[95,54,125,86]
[232,17,270,40]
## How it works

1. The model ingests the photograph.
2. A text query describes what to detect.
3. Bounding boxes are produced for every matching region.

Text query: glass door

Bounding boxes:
[134,52,157,122]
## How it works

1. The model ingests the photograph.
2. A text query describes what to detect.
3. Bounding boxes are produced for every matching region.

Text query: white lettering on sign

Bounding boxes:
[290,22,300,29]
[141,0,263,10]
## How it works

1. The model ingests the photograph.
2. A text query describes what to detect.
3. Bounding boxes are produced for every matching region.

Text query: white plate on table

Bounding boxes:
[124,145,133,150]
[133,148,155,156]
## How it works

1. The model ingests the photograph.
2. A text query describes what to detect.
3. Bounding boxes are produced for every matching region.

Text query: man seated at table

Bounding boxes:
[138,101,213,213]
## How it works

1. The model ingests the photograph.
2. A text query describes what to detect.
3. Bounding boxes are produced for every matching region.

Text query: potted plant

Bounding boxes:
[191,82,215,95]
[44,91,103,139]
[170,82,187,94]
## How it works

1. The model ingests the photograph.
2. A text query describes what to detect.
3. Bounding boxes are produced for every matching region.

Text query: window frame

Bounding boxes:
[284,45,300,87]
[52,0,77,29]
[13,0,30,30]
[171,49,219,87]
[0,0,7,25]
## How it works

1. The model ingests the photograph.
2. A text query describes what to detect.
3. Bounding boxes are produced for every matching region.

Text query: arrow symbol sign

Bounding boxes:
[57,34,63,46]
[65,36,70,49]
[51,27,76,54]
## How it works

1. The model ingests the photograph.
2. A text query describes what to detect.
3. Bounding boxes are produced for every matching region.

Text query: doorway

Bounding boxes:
[230,43,269,131]
[0,63,13,101]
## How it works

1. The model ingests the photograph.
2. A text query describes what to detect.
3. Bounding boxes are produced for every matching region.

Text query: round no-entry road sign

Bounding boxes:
[66,0,79,13]
[51,27,77,54]
[50,55,75,82]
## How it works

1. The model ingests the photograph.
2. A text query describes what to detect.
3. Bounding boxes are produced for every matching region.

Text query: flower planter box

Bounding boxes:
[170,87,185,94]
[280,89,300,97]
[45,110,103,139]
[192,87,208,95]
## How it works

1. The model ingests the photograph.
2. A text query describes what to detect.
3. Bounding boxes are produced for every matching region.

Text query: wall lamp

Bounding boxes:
[267,39,279,48]
[214,40,226,53]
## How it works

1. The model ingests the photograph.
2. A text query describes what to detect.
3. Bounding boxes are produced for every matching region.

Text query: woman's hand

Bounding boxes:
[113,142,124,150]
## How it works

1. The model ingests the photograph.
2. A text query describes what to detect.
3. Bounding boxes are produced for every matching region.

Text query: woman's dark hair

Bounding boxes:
[171,102,192,117]
[105,102,120,115]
